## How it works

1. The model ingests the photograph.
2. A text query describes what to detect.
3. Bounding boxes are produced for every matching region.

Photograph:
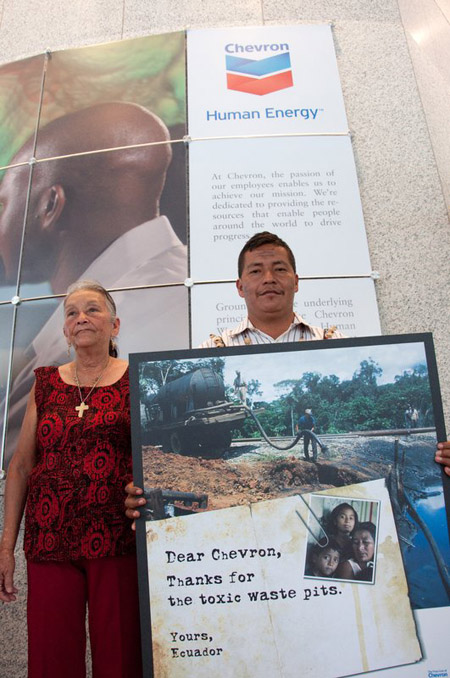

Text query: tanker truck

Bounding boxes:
[143,367,247,458]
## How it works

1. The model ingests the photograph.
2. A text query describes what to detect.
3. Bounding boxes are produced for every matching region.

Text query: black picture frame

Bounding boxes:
[129,333,449,677]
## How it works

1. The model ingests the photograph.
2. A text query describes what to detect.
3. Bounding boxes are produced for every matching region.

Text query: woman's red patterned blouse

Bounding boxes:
[24,366,135,561]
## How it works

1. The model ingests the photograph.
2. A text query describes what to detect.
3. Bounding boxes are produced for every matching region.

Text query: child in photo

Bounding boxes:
[305,539,341,579]
[326,502,359,559]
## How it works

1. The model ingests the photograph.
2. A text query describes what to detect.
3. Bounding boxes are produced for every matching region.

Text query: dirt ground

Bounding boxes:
[141,432,438,513]
[142,435,435,509]
[142,446,323,511]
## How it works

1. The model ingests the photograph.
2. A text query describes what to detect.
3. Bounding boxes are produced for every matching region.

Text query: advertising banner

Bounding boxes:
[186,24,348,137]
[130,334,450,677]
[0,32,189,468]
[189,134,372,280]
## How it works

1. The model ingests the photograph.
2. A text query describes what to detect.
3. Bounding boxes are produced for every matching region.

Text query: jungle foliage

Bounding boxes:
[234,358,433,438]
[138,357,433,437]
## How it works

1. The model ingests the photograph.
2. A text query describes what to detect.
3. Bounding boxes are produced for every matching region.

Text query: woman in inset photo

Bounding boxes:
[335,521,376,583]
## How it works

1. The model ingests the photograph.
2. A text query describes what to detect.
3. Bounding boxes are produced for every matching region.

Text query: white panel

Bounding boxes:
[189,136,372,279]
[187,24,348,136]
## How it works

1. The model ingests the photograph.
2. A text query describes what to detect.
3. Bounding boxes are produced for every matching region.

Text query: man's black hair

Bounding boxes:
[353,521,376,541]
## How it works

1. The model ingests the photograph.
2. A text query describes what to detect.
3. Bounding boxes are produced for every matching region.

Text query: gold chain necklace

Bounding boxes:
[73,358,110,418]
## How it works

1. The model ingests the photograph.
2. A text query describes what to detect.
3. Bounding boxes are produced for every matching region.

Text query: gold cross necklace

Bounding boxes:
[74,358,110,418]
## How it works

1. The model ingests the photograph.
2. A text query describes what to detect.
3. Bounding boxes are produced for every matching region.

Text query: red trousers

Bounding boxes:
[27,554,143,678]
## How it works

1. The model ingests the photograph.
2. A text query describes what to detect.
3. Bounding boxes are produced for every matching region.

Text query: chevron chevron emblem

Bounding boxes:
[226,52,293,95]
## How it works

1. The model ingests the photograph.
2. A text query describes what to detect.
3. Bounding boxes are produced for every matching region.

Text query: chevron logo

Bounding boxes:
[226,52,293,95]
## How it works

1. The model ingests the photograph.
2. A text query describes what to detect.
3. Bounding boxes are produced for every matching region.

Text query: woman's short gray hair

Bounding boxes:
[64,280,117,321]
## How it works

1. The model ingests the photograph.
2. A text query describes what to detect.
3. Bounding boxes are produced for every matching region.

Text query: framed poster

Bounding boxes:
[130,333,449,677]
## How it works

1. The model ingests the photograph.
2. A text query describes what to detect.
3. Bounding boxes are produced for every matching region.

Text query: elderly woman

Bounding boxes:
[334,521,376,582]
[0,281,142,678]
